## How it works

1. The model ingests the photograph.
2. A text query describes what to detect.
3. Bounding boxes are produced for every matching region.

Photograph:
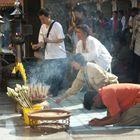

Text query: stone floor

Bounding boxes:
[1,88,140,140]
[48,91,107,133]
[0,91,73,140]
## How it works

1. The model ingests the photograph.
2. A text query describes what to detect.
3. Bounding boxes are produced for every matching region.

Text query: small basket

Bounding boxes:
[22,105,43,125]
[28,109,71,129]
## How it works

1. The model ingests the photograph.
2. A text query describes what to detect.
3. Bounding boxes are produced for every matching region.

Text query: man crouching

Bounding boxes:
[88,83,140,126]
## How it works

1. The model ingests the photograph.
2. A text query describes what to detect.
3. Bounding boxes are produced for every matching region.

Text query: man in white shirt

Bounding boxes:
[32,8,66,59]
[32,8,67,96]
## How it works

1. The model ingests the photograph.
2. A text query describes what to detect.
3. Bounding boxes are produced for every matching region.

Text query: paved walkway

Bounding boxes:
[48,91,107,133]
[47,91,140,134]
[1,89,140,140]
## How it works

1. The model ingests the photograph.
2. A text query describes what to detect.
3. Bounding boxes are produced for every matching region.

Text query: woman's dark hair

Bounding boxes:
[70,53,87,66]
[38,8,51,17]
[73,4,87,17]
[76,24,91,36]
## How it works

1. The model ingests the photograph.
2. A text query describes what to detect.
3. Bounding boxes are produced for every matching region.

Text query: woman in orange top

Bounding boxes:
[88,83,140,126]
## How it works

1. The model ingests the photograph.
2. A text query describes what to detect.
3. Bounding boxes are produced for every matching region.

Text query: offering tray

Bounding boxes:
[28,109,71,131]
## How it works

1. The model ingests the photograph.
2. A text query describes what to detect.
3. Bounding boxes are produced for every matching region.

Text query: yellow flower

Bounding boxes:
[12,62,27,83]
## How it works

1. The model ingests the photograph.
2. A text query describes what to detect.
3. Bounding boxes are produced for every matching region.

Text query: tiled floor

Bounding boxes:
[48,90,140,135]
[1,89,140,140]
[47,91,107,133]
[0,92,74,140]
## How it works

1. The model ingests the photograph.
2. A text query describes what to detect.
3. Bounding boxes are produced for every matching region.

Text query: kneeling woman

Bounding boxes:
[55,54,118,109]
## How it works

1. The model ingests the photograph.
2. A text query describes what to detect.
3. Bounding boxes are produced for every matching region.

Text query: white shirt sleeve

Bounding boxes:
[38,25,46,43]
[121,16,126,31]
[53,22,65,40]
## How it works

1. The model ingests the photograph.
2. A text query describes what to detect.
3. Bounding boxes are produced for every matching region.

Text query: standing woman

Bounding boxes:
[76,24,112,71]
[68,4,93,49]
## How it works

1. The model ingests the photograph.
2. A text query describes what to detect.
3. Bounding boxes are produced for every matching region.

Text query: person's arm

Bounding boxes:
[89,111,121,126]
[89,91,122,126]
[121,16,126,31]
[68,25,75,33]
[32,25,45,50]
[32,42,44,50]
[55,77,84,104]
[45,38,64,43]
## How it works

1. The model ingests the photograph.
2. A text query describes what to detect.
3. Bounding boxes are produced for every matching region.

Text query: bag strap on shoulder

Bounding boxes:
[46,21,55,38]
[44,21,55,49]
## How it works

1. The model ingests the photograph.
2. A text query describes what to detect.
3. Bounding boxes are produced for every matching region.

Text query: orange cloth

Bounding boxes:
[99,84,140,117]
